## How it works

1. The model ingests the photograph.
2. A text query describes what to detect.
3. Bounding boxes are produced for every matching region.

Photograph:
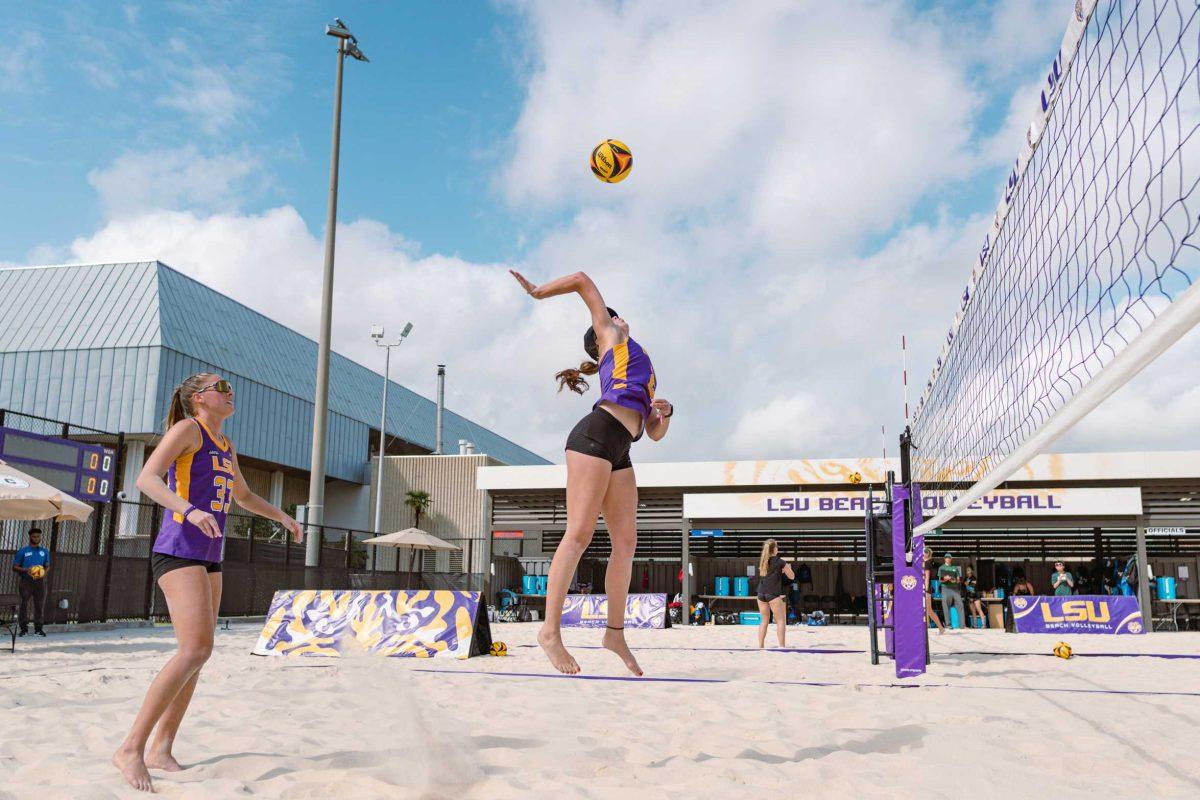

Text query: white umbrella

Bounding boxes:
[0,459,95,522]
[363,527,460,585]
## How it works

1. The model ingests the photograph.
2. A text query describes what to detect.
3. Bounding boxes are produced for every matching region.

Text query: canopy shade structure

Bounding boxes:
[0,460,95,522]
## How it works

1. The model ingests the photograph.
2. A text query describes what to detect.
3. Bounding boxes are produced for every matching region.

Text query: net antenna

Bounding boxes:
[910,0,1200,535]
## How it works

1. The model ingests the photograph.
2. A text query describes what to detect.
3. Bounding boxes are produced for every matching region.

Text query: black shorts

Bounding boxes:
[151,552,222,583]
[565,409,633,470]
[758,594,782,603]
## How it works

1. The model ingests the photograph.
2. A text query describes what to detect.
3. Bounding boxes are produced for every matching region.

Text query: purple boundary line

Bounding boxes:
[511,644,1200,660]
[412,667,1200,698]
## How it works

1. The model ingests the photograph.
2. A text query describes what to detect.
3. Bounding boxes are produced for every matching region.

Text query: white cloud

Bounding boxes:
[0,32,44,92]
[37,0,1200,464]
[158,64,250,135]
[87,146,262,217]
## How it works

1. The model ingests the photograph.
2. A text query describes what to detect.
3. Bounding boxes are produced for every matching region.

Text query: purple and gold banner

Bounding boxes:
[561,593,669,629]
[1010,595,1145,635]
[252,589,490,659]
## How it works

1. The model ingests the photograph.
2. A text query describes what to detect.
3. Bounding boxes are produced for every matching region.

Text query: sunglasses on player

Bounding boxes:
[197,379,233,395]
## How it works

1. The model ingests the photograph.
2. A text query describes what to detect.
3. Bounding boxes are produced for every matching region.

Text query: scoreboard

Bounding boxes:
[0,427,117,503]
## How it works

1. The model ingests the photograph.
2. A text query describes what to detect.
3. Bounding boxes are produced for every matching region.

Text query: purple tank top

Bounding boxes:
[594,337,657,432]
[152,419,234,562]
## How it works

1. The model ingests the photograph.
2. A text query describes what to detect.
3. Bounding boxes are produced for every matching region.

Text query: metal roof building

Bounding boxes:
[0,262,547,489]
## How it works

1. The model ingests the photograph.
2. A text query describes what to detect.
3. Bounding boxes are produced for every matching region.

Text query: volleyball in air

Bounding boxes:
[28,565,45,579]
[590,139,633,183]
[848,471,863,484]
[489,641,508,657]
[1053,642,1073,659]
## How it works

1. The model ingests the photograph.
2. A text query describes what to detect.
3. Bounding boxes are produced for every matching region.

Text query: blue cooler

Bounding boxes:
[739,612,762,625]
[1157,576,1177,600]
[733,577,750,597]
[715,576,731,596]
[536,576,548,595]
[994,587,1005,599]
[949,607,961,629]
[521,575,538,595]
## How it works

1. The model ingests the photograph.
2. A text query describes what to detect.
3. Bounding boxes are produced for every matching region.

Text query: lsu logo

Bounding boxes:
[1013,597,1029,610]
[1041,600,1111,624]
[901,575,918,591]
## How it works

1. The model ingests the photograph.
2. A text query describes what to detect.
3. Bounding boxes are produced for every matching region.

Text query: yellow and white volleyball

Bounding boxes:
[28,565,45,579]
[1053,642,1073,659]
[589,139,633,183]
[848,471,863,484]
[489,641,508,657]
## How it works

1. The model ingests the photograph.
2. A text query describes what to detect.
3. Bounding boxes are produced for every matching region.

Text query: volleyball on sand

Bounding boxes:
[490,641,508,657]
[1053,642,1073,659]
[590,139,633,183]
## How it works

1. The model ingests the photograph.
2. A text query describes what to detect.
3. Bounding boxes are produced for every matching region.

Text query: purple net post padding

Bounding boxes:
[891,484,927,678]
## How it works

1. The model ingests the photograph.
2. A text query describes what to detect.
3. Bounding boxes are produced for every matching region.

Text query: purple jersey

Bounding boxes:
[153,419,234,562]
[594,337,657,432]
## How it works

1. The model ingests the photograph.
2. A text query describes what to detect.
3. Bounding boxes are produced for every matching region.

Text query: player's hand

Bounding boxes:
[509,269,542,298]
[651,398,673,422]
[186,508,222,539]
[280,514,304,543]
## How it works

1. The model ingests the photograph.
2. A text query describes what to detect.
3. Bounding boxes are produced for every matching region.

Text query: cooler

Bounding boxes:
[714,576,731,596]
[1156,576,1177,600]
[733,577,750,597]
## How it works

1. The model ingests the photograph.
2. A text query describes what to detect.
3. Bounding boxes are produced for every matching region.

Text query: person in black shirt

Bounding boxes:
[756,539,795,648]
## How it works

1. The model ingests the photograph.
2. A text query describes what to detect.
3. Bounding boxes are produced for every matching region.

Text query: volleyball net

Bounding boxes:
[910,0,1200,534]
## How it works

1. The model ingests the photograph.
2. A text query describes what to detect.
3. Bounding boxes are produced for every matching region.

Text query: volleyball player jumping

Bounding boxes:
[112,373,302,792]
[511,270,673,676]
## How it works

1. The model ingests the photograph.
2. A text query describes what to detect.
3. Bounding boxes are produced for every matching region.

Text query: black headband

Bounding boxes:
[583,307,619,361]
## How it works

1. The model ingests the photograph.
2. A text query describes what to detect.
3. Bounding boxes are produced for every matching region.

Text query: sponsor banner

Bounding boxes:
[561,593,669,629]
[684,487,1141,520]
[690,528,724,537]
[493,530,524,539]
[252,589,491,659]
[1010,595,1144,635]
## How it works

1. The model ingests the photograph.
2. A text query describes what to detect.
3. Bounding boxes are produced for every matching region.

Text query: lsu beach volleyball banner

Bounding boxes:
[1010,595,1145,635]
[252,589,492,659]
[561,593,670,629]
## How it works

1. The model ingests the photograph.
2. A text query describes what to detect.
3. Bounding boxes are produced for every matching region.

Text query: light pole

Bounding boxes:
[371,323,413,558]
[306,18,369,569]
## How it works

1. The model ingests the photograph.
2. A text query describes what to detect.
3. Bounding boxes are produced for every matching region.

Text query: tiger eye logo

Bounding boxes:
[901,575,917,591]
[1013,597,1029,610]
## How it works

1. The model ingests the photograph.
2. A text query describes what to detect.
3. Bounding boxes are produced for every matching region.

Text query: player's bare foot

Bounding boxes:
[112,746,154,792]
[602,626,643,676]
[537,625,580,674]
[146,747,184,772]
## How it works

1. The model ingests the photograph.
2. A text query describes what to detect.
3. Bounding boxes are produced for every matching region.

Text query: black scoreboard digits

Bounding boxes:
[0,426,117,502]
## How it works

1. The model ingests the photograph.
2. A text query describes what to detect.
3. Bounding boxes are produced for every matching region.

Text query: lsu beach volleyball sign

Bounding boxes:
[683,487,1141,519]
[1010,595,1145,635]
[252,589,492,659]
[561,593,670,629]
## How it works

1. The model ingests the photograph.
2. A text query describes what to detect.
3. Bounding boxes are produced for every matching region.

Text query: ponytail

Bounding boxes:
[555,360,600,394]
[165,373,211,431]
[759,539,778,576]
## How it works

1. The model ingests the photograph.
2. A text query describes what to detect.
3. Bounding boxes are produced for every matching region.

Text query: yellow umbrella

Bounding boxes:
[0,459,95,522]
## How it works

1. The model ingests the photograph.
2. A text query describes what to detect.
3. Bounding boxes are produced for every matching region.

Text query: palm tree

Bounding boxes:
[404,490,432,529]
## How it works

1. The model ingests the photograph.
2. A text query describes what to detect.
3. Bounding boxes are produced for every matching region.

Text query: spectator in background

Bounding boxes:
[924,552,945,635]
[11,527,50,637]
[1012,573,1036,596]
[963,566,985,627]
[937,553,965,629]
[1051,561,1075,596]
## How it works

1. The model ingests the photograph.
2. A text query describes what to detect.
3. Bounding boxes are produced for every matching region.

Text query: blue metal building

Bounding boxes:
[0,262,548,488]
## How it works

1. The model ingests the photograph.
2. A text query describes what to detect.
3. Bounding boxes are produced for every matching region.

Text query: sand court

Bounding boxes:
[1,622,1198,798]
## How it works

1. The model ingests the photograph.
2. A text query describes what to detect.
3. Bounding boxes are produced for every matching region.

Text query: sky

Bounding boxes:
[2,0,1198,464]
